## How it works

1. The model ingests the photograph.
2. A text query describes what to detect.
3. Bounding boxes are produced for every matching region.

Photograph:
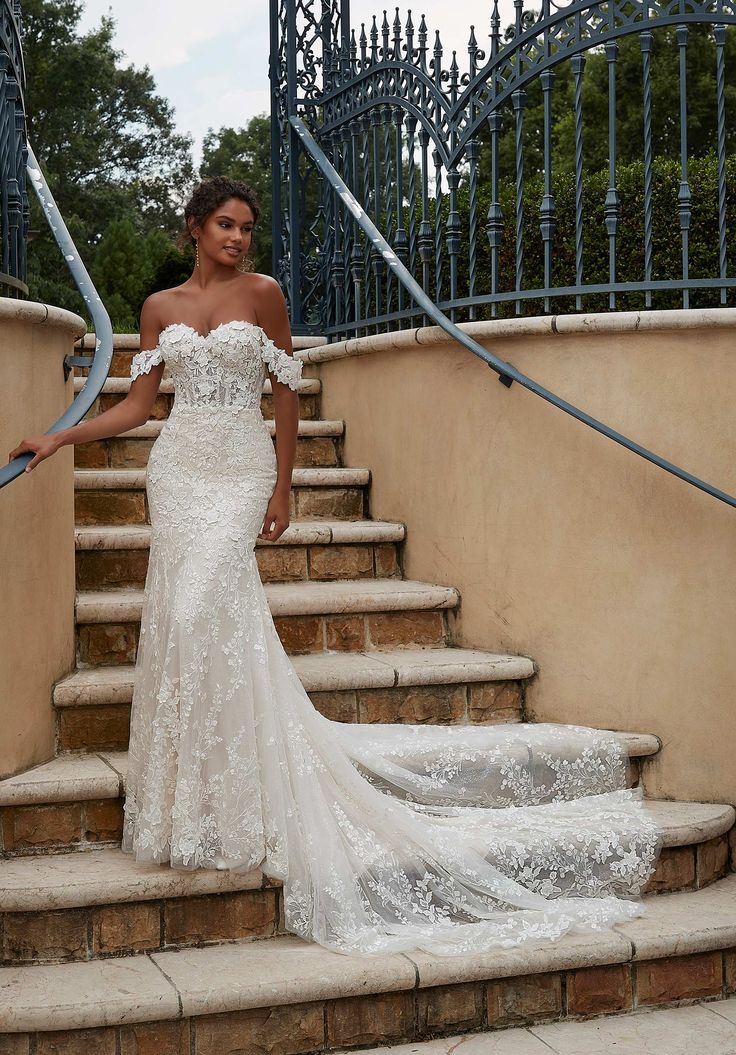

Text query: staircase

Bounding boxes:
[1,334,735,1048]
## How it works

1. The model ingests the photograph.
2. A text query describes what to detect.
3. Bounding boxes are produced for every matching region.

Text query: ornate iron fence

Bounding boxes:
[0,0,28,296]
[271,0,736,338]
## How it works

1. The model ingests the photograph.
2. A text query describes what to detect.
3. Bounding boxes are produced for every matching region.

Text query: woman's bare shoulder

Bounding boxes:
[242,272,285,307]
[143,285,188,309]
[140,286,188,324]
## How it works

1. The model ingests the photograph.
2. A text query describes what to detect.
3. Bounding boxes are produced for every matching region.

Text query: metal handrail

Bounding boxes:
[291,115,736,511]
[0,270,28,294]
[0,142,113,489]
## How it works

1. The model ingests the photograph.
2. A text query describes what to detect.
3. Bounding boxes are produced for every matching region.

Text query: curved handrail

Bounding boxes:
[0,141,113,489]
[291,114,736,511]
[0,270,28,294]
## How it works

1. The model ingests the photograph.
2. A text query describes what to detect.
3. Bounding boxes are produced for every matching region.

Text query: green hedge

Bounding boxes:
[435,153,736,319]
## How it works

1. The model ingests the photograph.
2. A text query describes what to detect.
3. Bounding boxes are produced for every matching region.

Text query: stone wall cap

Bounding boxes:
[298,308,736,364]
[0,297,86,338]
[80,331,326,351]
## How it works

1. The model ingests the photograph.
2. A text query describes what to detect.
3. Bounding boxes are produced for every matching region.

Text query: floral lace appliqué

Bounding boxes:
[120,319,662,958]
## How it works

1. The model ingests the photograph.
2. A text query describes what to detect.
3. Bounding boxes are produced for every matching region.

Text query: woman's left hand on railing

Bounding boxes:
[7,435,63,472]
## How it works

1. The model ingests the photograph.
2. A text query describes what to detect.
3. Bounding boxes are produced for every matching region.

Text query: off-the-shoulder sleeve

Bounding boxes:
[258,330,303,390]
[130,346,164,381]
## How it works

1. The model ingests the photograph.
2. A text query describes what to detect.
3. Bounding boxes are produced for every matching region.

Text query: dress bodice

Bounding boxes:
[129,320,303,408]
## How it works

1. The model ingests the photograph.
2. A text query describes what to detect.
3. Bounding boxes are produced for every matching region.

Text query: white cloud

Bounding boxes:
[188,79,271,139]
[75,0,517,165]
[78,0,261,71]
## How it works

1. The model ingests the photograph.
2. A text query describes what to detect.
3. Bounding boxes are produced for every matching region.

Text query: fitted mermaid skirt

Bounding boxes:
[120,320,662,956]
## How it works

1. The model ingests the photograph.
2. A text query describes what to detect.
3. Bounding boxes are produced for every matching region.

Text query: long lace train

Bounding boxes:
[120,320,662,956]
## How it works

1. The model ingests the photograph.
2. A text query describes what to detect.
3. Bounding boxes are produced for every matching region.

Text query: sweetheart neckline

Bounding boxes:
[159,319,265,342]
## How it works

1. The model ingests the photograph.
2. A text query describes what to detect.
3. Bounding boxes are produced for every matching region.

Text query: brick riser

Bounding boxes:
[75,484,366,525]
[1,888,281,967]
[75,432,338,470]
[7,949,734,1054]
[1,799,123,857]
[76,540,401,590]
[77,609,451,666]
[0,838,730,967]
[56,681,524,753]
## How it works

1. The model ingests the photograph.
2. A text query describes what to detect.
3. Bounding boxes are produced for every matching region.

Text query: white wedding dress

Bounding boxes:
[120,319,662,956]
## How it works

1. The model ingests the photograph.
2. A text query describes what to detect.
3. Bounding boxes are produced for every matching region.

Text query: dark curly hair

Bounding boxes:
[177,176,262,269]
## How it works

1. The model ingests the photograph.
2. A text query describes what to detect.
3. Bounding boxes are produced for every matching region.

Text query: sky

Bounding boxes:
[77,0,515,168]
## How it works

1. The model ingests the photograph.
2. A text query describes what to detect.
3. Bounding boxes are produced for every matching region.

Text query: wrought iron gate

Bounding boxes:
[271,0,736,338]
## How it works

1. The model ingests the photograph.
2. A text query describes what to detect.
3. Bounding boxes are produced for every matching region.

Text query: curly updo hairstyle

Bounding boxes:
[178,176,262,272]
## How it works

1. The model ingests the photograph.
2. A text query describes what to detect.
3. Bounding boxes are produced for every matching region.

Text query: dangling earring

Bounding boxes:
[194,240,200,269]
[237,252,250,274]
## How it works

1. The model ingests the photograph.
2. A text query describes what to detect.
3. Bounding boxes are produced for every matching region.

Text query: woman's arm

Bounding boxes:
[8,295,165,473]
[256,276,300,542]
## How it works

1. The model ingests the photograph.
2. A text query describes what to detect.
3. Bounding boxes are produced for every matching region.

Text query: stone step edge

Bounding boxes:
[74,467,371,489]
[53,648,535,709]
[74,376,321,396]
[0,730,661,807]
[1,801,732,913]
[74,520,406,552]
[118,418,342,440]
[74,580,460,623]
[3,874,736,1033]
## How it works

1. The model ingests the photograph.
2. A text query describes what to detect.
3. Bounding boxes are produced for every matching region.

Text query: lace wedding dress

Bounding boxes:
[120,319,662,956]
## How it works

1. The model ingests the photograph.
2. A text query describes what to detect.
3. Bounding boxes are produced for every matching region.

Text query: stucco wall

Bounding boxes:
[311,309,736,805]
[0,301,85,778]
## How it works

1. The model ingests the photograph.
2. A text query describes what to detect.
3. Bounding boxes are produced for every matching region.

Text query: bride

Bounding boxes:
[9,175,661,956]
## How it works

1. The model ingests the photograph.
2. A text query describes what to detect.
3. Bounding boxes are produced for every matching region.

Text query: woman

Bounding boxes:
[8,176,661,956]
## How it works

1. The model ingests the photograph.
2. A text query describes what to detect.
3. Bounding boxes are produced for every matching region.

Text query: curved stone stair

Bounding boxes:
[1,332,735,1044]
[1,799,733,967]
[3,876,736,1045]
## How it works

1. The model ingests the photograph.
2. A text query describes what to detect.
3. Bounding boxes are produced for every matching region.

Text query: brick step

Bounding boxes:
[53,648,535,751]
[74,579,459,665]
[75,519,406,590]
[3,874,736,1046]
[74,417,344,470]
[1,800,733,967]
[74,467,371,524]
[0,734,662,856]
[0,847,278,966]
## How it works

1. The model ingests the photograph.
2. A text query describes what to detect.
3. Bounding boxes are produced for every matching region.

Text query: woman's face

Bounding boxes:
[196,196,255,268]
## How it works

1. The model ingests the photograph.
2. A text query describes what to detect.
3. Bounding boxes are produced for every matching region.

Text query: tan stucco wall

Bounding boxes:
[311,309,736,805]
[0,301,86,778]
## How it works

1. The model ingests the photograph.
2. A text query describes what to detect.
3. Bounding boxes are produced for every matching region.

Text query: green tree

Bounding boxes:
[482,24,736,182]
[21,0,195,327]
[93,219,173,331]
[199,116,274,274]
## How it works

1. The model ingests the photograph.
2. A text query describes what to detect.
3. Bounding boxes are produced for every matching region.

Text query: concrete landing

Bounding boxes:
[336,996,736,1054]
